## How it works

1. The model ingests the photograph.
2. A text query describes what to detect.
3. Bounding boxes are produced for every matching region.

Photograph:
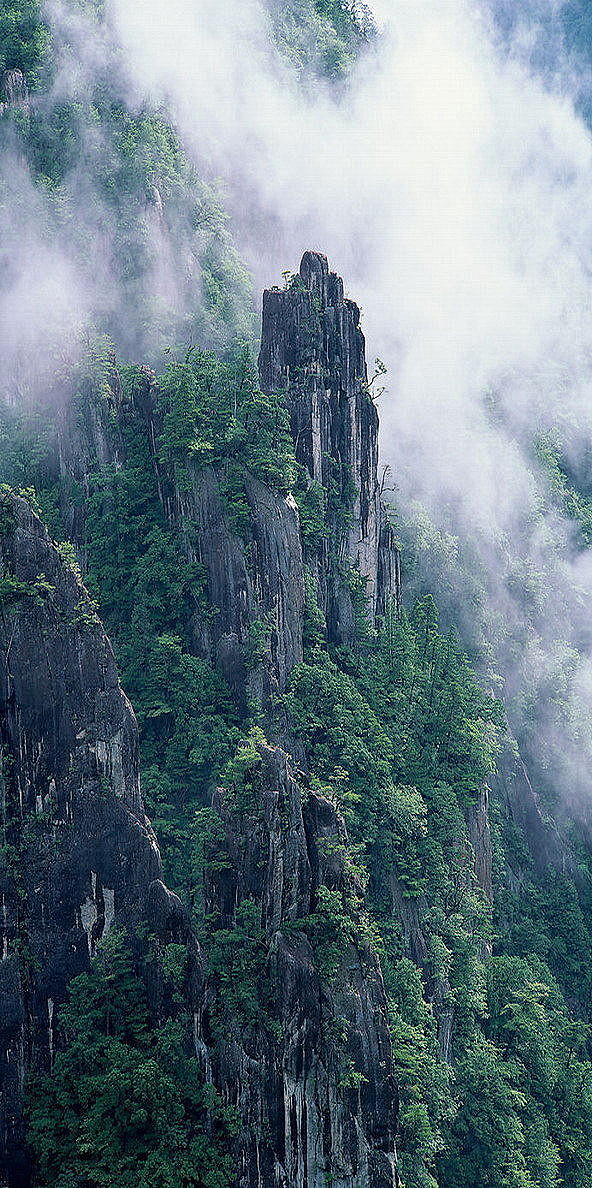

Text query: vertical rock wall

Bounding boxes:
[0,495,168,1185]
[258,251,401,641]
[0,70,29,115]
[200,744,400,1188]
[0,255,402,1186]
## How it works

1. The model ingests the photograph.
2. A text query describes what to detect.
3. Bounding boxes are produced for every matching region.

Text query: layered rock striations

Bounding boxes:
[0,493,189,1185]
[159,455,306,706]
[183,256,401,1184]
[0,69,29,115]
[259,251,400,643]
[202,743,399,1188]
[40,253,401,695]
[0,255,402,1186]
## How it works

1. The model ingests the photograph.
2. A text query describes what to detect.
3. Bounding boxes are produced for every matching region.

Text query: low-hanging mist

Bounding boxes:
[104,0,592,817]
[3,0,592,813]
[6,7,592,1183]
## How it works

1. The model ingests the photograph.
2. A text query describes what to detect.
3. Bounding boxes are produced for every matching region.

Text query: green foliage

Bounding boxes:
[0,334,294,920]
[294,473,326,551]
[288,599,502,883]
[44,333,291,927]
[54,539,83,581]
[343,561,372,639]
[384,951,452,1188]
[494,863,592,1010]
[269,0,374,80]
[0,570,53,609]
[8,335,592,1188]
[438,955,592,1188]
[4,29,592,1175]
[286,647,396,847]
[0,0,48,86]
[359,597,503,802]
[135,635,239,892]
[301,884,370,982]
[219,724,267,814]
[0,488,16,537]
[302,564,326,647]
[157,347,295,494]
[285,600,507,1186]
[325,452,356,532]
[205,899,274,1042]
[439,1036,538,1188]
[535,434,592,547]
[2,3,254,361]
[27,930,237,1188]
[52,355,240,901]
[244,614,274,671]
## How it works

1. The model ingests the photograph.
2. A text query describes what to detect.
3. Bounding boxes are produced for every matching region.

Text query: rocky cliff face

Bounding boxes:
[0,69,29,115]
[201,743,399,1188]
[156,443,306,706]
[0,255,402,1185]
[259,251,400,644]
[182,256,400,1184]
[0,493,191,1186]
[257,253,497,1066]
[41,254,401,695]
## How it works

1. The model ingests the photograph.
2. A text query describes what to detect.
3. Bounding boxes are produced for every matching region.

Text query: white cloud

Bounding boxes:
[4,0,592,807]
[106,0,592,805]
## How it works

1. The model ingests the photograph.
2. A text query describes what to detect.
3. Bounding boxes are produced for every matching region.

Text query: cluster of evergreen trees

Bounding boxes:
[1,328,591,1188]
[4,1,592,1186]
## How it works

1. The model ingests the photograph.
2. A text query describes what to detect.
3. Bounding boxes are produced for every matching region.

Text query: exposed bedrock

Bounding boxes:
[0,494,193,1185]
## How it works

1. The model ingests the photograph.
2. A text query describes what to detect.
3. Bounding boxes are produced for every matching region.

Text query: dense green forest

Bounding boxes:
[4,336,591,1188]
[3,1,592,1187]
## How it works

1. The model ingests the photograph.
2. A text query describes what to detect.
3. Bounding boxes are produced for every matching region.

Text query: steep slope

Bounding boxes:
[0,491,193,1184]
[3,252,592,1188]
[0,256,402,1188]
[259,250,400,642]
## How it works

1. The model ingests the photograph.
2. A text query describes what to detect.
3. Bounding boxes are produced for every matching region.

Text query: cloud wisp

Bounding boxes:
[105,0,592,812]
[3,0,592,812]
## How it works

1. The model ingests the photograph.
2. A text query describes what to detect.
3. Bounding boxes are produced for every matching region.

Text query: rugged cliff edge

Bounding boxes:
[0,255,402,1187]
[200,742,399,1188]
[0,492,191,1184]
[163,254,401,1186]
[3,244,589,1188]
[259,251,400,643]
